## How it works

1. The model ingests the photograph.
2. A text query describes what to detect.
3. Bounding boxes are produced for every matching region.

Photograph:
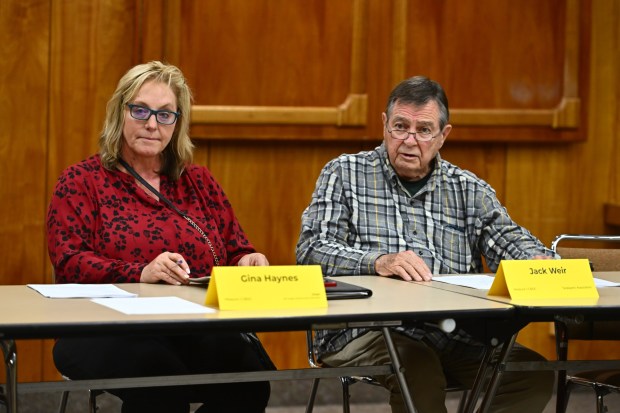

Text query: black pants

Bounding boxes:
[53,332,271,413]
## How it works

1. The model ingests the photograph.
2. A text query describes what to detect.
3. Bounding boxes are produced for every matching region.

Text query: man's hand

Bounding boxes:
[532,255,553,260]
[375,251,432,281]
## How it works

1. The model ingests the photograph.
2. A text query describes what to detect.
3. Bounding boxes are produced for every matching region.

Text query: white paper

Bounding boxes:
[91,296,216,315]
[432,275,620,290]
[433,275,495,290]
[594,278,620,288]
[28,284,137,298]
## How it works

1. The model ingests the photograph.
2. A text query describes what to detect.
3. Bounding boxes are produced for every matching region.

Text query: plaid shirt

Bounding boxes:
[296,143,555,356]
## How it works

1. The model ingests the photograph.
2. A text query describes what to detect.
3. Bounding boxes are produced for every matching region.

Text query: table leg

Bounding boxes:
[461,344,496,413]
[554,320,569,413]
[478,334,517,413]
[1,339,17,413]
[381,327,417,413]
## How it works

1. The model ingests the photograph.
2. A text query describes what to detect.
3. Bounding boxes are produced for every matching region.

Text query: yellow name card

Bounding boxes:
[205,265,327,310]
[488,259,598,299]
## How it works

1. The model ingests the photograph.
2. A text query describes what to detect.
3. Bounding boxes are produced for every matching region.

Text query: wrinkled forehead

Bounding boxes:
[386,100,441,125]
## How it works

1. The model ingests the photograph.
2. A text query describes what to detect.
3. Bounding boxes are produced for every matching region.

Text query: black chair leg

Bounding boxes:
[340,377,351,413]
[556,371,568,413]
[58,391,69,413]
[455,390,468,413]
[563,381,574,413]
[594,386,610,413]
[306,378,320,413]
[88,389,100,413]
[596,393,606,413]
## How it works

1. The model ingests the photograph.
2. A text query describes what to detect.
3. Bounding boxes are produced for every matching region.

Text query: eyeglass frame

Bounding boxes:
[126,103,180,125]
[385,123,443,142]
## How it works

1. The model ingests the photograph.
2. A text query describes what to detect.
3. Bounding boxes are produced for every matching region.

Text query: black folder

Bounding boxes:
[189,275,373,300]
[324,277,373,300]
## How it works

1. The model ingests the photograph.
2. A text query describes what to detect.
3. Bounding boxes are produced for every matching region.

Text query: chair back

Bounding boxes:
[555,246,620,272]
[552,234,620,341]
[306,330,321,368]
[551,234,620,271]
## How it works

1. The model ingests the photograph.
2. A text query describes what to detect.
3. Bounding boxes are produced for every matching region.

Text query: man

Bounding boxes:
[296,76,555,413]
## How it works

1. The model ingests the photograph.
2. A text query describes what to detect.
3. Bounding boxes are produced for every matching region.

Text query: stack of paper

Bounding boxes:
[27,284,137,298]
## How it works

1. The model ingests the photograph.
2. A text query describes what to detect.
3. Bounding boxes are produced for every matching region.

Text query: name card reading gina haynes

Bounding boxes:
[205,265,327,310]
[488,259,599,300]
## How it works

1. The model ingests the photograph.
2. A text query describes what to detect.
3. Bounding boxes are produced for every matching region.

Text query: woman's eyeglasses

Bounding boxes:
[127,104,180,125]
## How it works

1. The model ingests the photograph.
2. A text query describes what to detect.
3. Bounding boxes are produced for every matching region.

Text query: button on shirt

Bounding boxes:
[296,143,555,356]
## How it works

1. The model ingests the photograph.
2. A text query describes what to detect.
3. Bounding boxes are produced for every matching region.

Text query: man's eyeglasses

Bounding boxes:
[386,125,440,142]
[127,104,180,125]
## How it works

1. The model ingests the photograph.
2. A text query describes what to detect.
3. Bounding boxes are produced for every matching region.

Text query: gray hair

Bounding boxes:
[385,76,450,129]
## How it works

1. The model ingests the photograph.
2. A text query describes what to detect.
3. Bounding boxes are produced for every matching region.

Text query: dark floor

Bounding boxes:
[3,378,619,413]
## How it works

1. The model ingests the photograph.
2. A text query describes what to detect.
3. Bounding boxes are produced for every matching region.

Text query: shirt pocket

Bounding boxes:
[437,224,471,273]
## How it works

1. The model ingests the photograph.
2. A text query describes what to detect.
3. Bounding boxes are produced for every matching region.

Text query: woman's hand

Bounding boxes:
[140,252,191,285]
[237,253,269,266]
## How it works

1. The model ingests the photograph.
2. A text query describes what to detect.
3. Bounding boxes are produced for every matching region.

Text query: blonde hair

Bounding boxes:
[99,61,194,180]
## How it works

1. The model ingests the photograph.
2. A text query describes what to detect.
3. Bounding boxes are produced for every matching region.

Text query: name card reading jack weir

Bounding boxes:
[488,259,598,300]
[205,265,327,310]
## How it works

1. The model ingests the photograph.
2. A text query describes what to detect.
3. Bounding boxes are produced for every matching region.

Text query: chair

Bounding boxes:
[58,379,101,413]
[551,234,620,413]
[305,330,468,413]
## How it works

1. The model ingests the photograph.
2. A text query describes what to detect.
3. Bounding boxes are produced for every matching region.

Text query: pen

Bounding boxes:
[177,259,190,275]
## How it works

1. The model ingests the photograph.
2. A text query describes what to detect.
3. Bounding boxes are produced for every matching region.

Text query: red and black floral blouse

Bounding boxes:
[47,155,255,284]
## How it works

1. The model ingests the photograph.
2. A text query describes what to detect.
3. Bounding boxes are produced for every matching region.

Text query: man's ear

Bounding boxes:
[437,124,452,149]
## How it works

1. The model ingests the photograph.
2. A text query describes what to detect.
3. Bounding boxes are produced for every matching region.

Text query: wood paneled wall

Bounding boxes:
[1,0,618,383]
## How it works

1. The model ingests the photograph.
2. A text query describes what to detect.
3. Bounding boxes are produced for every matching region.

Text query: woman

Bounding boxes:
[47,61,271,413]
